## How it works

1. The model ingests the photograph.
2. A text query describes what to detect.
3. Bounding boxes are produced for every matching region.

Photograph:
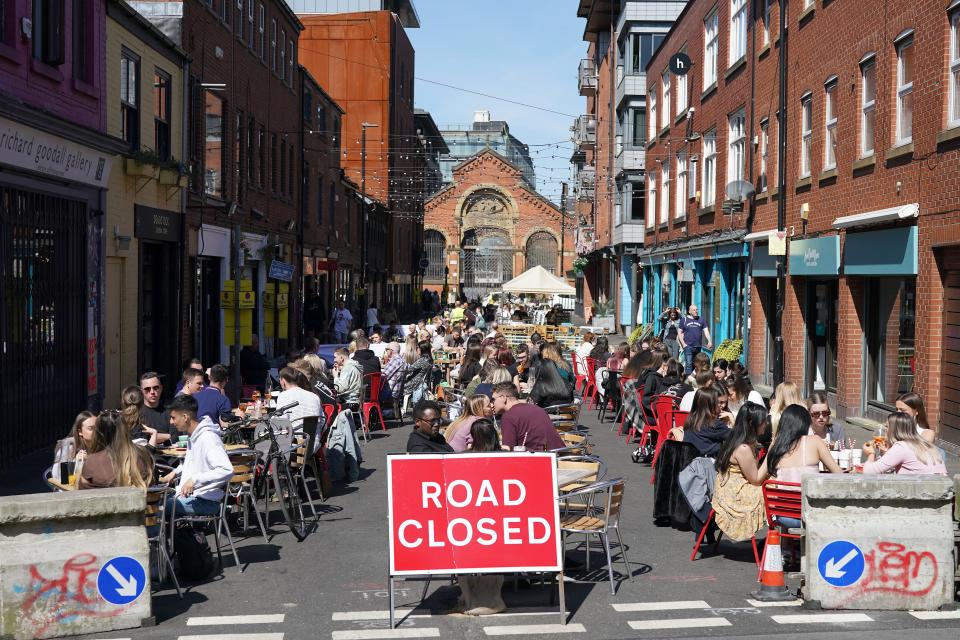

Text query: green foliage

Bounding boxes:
[713,338,744,362]
[592,299,615,316]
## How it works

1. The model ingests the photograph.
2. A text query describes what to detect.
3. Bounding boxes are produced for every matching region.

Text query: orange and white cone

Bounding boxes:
[751,529,794,601]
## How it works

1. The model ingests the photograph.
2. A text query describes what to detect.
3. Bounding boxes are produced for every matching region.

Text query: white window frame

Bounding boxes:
[704,10,719,88]
[729,0,747,65]
[288,40,294,86]
[688,154,697,199]
[727,108,746,185]
[702,130,717,207]
[860,57,876,157]
[647,173,656,228]
[270,18,277,71]
[676,50,688,113]
[759,119,769,192]
[258,4,265,59]
[896,34,914,146]
[824,79,838,169]
[649,87,658,140]
[661,71,671,129]
[676,152,688,219]
[951,12,960,127]
[279,29,286,80]
[762,0,771,47]
[800,94,812,177]
[803,0,814,9]
[660,161,670,224]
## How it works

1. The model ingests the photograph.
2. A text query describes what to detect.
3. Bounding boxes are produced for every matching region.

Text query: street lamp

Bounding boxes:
[359,122,379,312]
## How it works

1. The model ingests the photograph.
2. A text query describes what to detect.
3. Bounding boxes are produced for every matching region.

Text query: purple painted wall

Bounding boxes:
[0,0,106,132]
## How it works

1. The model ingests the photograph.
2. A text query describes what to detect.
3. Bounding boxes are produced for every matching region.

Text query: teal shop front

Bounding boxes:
[789,235,840,395]
[750,242,779,386]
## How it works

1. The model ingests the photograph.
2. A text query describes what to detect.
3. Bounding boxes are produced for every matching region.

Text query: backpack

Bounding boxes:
[173,522,215,581]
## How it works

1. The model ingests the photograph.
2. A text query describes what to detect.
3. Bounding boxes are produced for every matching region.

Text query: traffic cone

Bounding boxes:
[751,529,795,601]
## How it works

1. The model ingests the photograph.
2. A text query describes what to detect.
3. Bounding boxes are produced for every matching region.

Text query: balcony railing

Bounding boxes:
[572,115,597,150]
[579,58,598,96]
[616,71,646,107]
[577,166,596,201]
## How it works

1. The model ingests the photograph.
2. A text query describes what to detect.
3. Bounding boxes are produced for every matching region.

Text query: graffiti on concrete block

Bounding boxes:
[14,553,125,636]
[860,541,938,597]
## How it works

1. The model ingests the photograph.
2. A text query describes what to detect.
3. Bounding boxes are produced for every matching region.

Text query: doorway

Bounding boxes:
[197,257,221,370]
[140,241,179,386]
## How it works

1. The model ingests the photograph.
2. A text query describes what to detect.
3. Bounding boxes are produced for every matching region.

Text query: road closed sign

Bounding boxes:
[387,453,562,575]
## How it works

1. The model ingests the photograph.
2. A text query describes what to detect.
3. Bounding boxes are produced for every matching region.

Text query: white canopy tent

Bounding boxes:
[501,265,576,295]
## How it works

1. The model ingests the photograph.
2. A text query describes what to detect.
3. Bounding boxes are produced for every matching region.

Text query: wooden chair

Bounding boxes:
[560,479,632,595]
[288,416,323,518]
[146,486,182,599]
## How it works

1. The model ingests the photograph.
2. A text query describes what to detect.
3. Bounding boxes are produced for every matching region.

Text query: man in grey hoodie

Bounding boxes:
[333,347,363,405]
[160,394,234,516]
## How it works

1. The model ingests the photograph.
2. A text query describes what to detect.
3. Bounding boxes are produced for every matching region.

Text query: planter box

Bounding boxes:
[125,158,157,178]
[591,314,616,332]
[159,169,186,187]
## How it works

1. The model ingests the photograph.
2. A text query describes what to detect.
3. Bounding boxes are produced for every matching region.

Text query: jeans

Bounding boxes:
[164,493,222,519]
[409,383,427,406]
[663,338,680,361]
[775,516,802,531]
[683,346,702,375]
[334,331,348,344]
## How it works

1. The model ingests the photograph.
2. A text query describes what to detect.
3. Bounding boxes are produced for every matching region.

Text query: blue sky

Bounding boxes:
[407,1,585,204]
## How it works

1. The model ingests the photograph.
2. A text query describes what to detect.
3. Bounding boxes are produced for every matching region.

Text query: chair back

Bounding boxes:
[602,478,627,529]
[145,486,167,530]
[585,357,600,376]
[557,431,587,454]
[652,395,679,432]
[762,479,802,530]
[322,403,336,424]
[673,410,690,428]
[228,451,259,484]
[362,372,384,404]
[557,456,606,488]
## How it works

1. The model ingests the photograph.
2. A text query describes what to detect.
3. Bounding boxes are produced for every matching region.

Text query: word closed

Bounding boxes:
[388,453,562,575]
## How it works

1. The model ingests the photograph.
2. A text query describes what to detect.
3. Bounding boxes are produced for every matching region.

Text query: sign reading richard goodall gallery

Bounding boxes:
[0,116,112,188]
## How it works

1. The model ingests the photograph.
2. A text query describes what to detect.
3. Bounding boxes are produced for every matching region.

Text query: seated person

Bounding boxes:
[528,358,574,409]
[333,347,363,405]
[275,367,322,431]
[681,387,731,458]
[492,383,564,452]
[861,411,947,475]
[77,411,153,490]
[406,400,454,453]
[807,391,846,444]
[710,404,769,543]
[444,395,492,452]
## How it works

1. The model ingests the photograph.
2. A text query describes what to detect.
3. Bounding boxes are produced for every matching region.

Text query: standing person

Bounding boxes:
[382,300,397,325]
[659,308,682,360]
[240,334,271,391]
[330,301,353,344]
[139,371,176,440]
[492,383,564,451]
[366,302,380,333]
[406,400,453,453]
[193,364,233,425]
[678,304,713,375]
[159,395,234,517]
[404,341,435,405]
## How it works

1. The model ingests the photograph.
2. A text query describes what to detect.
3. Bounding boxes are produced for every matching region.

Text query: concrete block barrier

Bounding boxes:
[803,474,955,611]
[0,488,150,639]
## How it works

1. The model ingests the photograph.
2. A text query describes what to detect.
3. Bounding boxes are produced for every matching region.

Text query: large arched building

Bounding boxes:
[423,149,573,302]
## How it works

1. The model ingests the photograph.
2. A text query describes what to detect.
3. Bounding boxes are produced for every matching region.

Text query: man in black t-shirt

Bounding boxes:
[140,371,176,442]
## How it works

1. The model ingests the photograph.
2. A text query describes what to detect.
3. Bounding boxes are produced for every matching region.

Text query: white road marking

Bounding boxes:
[909,611,960,620]
[179,634,284,640]
[483,623,586,635]
[612,600,710,612]
[187,615,286,626]
[332,608,568,621]
[771,613,874,624]
[745,599,803,607]
[331,630,441,640]
[627,618,732,630]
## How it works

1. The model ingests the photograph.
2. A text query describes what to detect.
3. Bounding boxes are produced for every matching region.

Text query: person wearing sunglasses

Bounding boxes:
[139,371,177,440]
[406,400,453,453]
[807,391,845,446]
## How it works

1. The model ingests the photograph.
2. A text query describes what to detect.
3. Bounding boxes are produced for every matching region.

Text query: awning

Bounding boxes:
[744,228,777,242]
[832,203,919,229]
[501,265,576,295]
[844,226,918,275]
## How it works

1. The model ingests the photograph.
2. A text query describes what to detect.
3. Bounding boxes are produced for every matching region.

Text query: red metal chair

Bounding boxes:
[572,355,588,394]
[322,403,336,426]
[673,410,690,429]
[690,509,761,566]
[582,357,600,409]
[361,372,387,432]
[758,479,803,577]
[648,395,680,483]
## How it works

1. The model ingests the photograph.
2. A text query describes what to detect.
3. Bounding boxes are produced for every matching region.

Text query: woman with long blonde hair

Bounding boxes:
[77,411,154,489]
[861,412,946,475]
[769,381,803,438]
[444,395,494,452]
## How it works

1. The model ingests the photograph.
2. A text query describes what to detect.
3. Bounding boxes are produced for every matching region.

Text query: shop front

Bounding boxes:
[749,240,778,387]
[789,235,840,398]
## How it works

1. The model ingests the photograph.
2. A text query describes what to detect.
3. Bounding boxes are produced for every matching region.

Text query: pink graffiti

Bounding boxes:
[859,541,938,597]
[17,553,124,636]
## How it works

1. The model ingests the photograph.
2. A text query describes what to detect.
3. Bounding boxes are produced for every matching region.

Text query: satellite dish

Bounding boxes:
[725,180,756,202]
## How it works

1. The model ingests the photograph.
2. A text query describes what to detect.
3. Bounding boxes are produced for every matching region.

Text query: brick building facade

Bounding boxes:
[423,150,573,302]
[643,0,960,446]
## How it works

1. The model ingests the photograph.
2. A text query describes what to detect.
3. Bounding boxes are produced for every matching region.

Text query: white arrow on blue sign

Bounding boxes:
[97,556,146,605]
[817,540,865,588]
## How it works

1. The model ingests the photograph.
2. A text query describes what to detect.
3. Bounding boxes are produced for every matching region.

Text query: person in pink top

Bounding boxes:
[861,412,947,476]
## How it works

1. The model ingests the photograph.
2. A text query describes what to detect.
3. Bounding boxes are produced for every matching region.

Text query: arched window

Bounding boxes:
[424,230,446,279]
[526,231,558,273]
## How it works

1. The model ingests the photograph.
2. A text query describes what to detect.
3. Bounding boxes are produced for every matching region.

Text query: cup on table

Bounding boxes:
[178,435,189,447]
[512,446,527,452]
[839,451,850,471]
[851,449,862,466]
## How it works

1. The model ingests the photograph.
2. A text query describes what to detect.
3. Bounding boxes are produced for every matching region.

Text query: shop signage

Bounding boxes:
[316,258,338,271]
[0,116,112,187]
[268,260,295,282]
[844,226,917,276]
[134,206,180,242]
[387,453,562,575]
[789,236,840,276]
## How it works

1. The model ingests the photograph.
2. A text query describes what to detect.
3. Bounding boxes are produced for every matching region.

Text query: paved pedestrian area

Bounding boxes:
[81,410,960,640]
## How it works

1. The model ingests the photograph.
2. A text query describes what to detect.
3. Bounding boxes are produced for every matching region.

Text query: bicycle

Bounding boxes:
[223,402,310,541]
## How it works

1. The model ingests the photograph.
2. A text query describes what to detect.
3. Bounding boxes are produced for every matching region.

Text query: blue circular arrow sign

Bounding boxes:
[817,540,865,588]
[97,556,146,605]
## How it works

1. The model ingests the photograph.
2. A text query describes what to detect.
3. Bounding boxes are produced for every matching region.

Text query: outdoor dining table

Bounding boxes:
[158,443,250,458]
[556,467,594,489]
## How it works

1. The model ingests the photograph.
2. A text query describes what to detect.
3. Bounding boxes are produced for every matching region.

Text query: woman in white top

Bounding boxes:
[275,367,322,432]
[575,331,595,370]
[366,303,379,331]
[725,374,765,417]
[895,392,936,444]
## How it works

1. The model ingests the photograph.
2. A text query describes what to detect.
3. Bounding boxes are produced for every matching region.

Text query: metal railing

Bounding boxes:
[579,58,598,96]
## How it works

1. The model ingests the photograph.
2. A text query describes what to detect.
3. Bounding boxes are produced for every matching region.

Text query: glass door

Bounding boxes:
[806,280,838,393]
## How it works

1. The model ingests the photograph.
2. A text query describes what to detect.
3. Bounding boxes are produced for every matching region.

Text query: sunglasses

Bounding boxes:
[143,385,161,392]
[811,410,831,419]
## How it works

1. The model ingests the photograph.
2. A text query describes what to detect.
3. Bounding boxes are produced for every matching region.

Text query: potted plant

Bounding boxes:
[125,148,162,178]
[159,159,188,187]
[572,256,589,276]
[591,298,616,332]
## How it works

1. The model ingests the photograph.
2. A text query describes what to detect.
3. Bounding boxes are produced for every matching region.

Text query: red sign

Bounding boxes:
[315,258,338,271]
[387,453,562,575]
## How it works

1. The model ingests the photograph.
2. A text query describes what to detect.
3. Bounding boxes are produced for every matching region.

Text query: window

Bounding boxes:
[762,0,771,47]
[896,34,914,145]
[824,80,837,169]
[204,90,224,198]
[258,125,265,187]
[280,138,287,195]
[72,0,91,82]
[235,111,243,201]
[271,133,278,192]
[865,278,916,406]
[270,19,277,71]
[676,152,687,219]
[247,0,254,47]
[688,153,697,199]
[800,95,812,177]
[803,0,813,9]
[630,182,644,220]
[728,108,746,184]
[526,232,558,274]
[951,13,960,126]
[236,0,244,40]
[860,58,876,156]
[661,71,671,129]
[317,177,323,224]
[258,4,265,59]
[660,161,670,224]
[279,29,286,80]
[220,0,229,24]
[729,0,747,64]
[649,88,657,140]
[120,51,140,150]
[702,130,717,207]
[154,70,171,159]
[628,32,666,74]
[317,103,326,134]
[704,10,719,88]
[647,174,656,228]
[33,0,65,66]
[759,119,769,192]
[424,230,446,278]
[247,116,255,183]
[288,40,294,86]
[329,182,336,228]
[631,108,646,147]
[676,51,688,113]
[288,144,294,196]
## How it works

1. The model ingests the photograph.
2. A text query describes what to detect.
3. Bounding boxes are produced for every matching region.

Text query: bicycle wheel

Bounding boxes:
[271,459,309,541]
